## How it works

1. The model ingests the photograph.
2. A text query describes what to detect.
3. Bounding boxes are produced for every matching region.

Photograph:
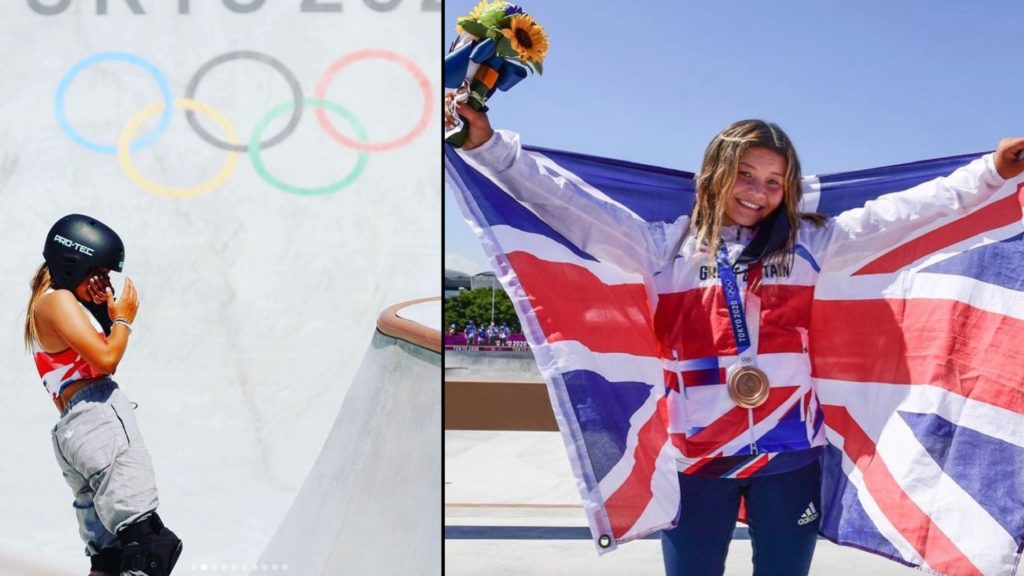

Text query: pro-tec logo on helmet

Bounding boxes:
[53,234,95,256]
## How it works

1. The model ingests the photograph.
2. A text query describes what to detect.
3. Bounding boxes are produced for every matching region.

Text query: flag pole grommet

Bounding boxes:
[598,534,612,548]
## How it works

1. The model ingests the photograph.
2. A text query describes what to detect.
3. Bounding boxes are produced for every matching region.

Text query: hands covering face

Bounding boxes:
[85,273,113,304]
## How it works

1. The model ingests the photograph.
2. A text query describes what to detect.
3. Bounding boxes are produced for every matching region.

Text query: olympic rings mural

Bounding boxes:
[55,50,433,197]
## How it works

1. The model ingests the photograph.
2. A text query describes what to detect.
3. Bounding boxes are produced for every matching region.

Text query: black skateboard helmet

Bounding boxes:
[42,214,124,290]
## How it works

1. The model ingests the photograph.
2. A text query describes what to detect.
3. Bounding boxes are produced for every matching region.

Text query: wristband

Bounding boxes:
[113,318,132,333]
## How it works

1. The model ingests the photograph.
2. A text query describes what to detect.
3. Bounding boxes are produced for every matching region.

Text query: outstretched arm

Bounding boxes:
[820,137,1024,267]
[449,103,689,275]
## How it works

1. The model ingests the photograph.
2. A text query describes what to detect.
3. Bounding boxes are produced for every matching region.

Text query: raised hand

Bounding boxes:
[993,137,1024,180]
[450,102,495,151]
[107,276,139,324]
[86,273,113,304]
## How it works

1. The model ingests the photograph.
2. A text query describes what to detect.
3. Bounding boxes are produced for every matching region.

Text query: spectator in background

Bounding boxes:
[465,320,477,346]
[498,322,510,347]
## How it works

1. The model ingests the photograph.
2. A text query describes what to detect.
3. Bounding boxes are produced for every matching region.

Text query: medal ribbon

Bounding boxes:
[716,244,762,363]
[718,243,765,452]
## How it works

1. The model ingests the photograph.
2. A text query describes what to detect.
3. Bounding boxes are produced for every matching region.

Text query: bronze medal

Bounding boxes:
[727,365,770,409]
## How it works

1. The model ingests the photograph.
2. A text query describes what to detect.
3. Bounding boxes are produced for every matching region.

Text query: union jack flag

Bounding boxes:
[444,140,1024,575]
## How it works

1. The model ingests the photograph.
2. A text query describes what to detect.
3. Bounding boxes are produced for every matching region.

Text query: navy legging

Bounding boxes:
[660,460,821,576]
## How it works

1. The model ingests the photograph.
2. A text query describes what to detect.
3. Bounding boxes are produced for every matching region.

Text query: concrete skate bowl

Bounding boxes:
[253,297,440,576]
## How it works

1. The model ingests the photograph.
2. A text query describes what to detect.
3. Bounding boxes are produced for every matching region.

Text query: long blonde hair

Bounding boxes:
[693,119,822,270]
[24,263,52,350]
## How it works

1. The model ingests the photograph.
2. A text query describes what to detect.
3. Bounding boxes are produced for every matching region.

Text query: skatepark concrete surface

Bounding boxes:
[446,430,934,576]
[445,349,543,382]
[0,5,438,575]
[1,300,439,576]
[257,300,440,576]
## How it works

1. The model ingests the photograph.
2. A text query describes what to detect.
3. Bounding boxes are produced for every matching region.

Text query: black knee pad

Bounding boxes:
[117,513,183,576]
[90,546,121,574]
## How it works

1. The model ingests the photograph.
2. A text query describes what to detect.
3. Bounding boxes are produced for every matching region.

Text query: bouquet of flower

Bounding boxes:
[444,1,549,147]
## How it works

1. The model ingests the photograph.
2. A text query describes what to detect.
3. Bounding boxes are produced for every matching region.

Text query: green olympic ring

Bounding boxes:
[250,98,369,196]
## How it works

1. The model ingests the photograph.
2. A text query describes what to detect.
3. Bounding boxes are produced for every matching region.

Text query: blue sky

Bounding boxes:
[444,1,1024,274]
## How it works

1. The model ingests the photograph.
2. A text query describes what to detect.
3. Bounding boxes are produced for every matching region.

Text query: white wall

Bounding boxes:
[0,2,438,573]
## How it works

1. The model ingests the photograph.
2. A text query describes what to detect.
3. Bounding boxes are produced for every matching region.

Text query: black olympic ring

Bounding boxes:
[185,50,305,152]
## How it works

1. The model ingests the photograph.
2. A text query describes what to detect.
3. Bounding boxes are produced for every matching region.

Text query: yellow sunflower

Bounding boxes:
[456,0,489,34]
[501,13,549,64]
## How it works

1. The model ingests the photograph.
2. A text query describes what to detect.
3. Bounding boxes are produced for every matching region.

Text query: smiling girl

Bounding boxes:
[449,103,1024,575]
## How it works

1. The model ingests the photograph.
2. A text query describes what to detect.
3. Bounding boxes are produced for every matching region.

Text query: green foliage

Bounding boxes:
[495,35,517,59]
[444,287,520,332]
[458,19,489,39]
[477,2,510,28]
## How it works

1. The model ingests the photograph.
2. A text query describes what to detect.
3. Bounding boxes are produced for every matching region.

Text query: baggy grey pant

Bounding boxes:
[50,379,159,557]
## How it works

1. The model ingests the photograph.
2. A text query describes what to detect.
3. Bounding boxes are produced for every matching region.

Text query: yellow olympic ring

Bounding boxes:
[117,98,241,199]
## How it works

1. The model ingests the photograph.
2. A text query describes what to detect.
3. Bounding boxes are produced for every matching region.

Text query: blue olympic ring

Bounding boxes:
[55,52,174,154]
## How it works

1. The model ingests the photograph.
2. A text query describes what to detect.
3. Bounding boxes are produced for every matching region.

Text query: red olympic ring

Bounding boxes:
[314,49,432,152]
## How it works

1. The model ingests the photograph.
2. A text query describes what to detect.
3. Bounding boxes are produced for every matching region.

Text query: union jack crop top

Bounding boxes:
[33,290,106,400]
